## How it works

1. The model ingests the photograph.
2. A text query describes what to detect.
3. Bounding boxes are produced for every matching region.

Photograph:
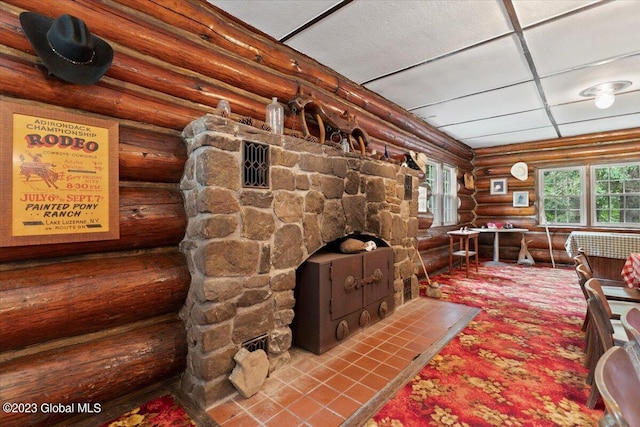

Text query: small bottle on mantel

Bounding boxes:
[266,97,284,134]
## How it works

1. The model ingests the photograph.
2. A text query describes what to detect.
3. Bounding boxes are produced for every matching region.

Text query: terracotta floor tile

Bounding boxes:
[360,372,389,390]
[206,399,244,424]
[288,395,323,421]
[367,347,393,362]
[246,397,283,421]
[220,410,258,427]
[341,363,369,381]
[308,364,337,383]
[360,335,384,347]
[377,340,401,355]
[266,384,303,407]
[406,340,433,353]
[326,394,361,419]
[325,372,356,391]
[375,362,402,380]
[353,355,380,371]
[344,382,376,404]
[396,330,419,341]
[307,383,340,406]
[324,356,350,372]
[340,349,363,363]
[387,334,410,347]
[306,407,345,427]
[264,409,302,427]
[232,391,266,410]
[385,353,409,369]
[272,365,306,383]
[292,355,322,373]
[290,373,322,394]
[350,341,375,355]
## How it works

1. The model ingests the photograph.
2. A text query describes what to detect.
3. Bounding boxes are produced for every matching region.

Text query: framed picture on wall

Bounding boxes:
[490,178,507,195]
[513,191,529,207]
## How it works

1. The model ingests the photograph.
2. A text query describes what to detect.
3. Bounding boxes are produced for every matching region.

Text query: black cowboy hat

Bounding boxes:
[20,12,113,85]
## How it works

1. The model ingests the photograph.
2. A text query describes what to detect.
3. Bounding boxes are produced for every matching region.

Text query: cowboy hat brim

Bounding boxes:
[20,12,113,85]
[510,162,528,181]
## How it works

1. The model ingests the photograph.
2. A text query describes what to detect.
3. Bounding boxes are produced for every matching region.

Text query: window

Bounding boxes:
[592,163,640,226]
[419,161,457,226]
[539,161,640,228]
[539,167,586,226]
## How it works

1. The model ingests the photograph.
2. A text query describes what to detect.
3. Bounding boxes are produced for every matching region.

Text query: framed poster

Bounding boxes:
[0,100,119,247]
[490,178,507,195]
[513,191,529,207]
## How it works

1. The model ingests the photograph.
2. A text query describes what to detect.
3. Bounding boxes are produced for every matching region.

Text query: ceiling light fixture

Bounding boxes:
[579,81,631,109]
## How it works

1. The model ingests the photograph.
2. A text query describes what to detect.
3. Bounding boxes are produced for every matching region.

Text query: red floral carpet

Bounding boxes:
[99,394,195,427]
[369,264,604,426]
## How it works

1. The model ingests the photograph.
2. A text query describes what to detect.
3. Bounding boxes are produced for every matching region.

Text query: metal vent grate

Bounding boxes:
[243,140,269,188]
[242,333,268,352]
[404,175,413,200]
[403,277,412,300]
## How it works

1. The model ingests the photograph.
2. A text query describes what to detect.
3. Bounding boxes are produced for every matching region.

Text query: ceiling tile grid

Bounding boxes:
[209,0,640,148]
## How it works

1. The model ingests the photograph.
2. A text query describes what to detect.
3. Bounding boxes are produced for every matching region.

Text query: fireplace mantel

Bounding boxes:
[179,114,420,409]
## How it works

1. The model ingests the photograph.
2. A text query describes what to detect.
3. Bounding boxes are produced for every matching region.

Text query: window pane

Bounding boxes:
[593,163,640,227]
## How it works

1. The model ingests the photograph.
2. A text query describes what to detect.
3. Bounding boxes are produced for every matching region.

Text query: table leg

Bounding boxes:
[493,232,500,262]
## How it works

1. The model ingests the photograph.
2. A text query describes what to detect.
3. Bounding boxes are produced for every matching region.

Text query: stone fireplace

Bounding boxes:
[178,114,420,409]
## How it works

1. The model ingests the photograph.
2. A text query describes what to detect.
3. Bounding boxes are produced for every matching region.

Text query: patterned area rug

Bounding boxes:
[99,394,196,427]
[369,264,604,426]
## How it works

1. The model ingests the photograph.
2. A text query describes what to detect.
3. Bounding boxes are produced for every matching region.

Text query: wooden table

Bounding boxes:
[471,228,529,265]
[447,230,479,276]
[565,231,640,281]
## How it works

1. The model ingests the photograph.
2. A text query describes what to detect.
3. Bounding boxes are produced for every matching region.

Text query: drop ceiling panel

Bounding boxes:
[541,55,640,107]
[463,127,558,148]
[365,35,532,109]
[440,109,552,140]
[413,82,544,128]
[551,91,640,125]
[285,0,513,83]
[524,1,640,76]
[558,113,640,137]
[511,0,601,28]
[208,0,340,40]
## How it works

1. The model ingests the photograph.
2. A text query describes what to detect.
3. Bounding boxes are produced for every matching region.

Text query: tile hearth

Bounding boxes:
[206,297,479,426]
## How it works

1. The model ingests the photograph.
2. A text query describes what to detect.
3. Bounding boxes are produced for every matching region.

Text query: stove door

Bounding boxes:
[363,247,393,306]
[330,253,364,320]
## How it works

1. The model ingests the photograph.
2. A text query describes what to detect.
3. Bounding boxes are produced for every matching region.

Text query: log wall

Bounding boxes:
[0,0,472,425]
[473,129,640,264]
[1,1,638,424]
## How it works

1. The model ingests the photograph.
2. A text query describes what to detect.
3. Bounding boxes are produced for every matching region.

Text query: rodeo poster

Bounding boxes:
[0,100,119,247]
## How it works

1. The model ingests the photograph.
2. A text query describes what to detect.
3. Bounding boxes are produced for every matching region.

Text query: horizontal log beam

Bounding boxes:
[0,317,186,427]
[119,126,186,183]
[474,139,640,168]
[474,128,640,156]
[475,205,536,217]
[0,250,189,352]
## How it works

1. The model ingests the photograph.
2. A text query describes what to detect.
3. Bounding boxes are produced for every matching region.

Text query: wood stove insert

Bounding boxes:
[293,246,394,354]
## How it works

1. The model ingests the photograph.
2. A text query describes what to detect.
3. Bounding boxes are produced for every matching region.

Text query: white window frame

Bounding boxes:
[421,161,457,227]
[539,162,640,228]
[538,166,587,227]
[442,164,457,226]
[590,162,640,228]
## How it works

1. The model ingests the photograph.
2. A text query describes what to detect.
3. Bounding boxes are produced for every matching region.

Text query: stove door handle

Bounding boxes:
[344,268,384,292]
